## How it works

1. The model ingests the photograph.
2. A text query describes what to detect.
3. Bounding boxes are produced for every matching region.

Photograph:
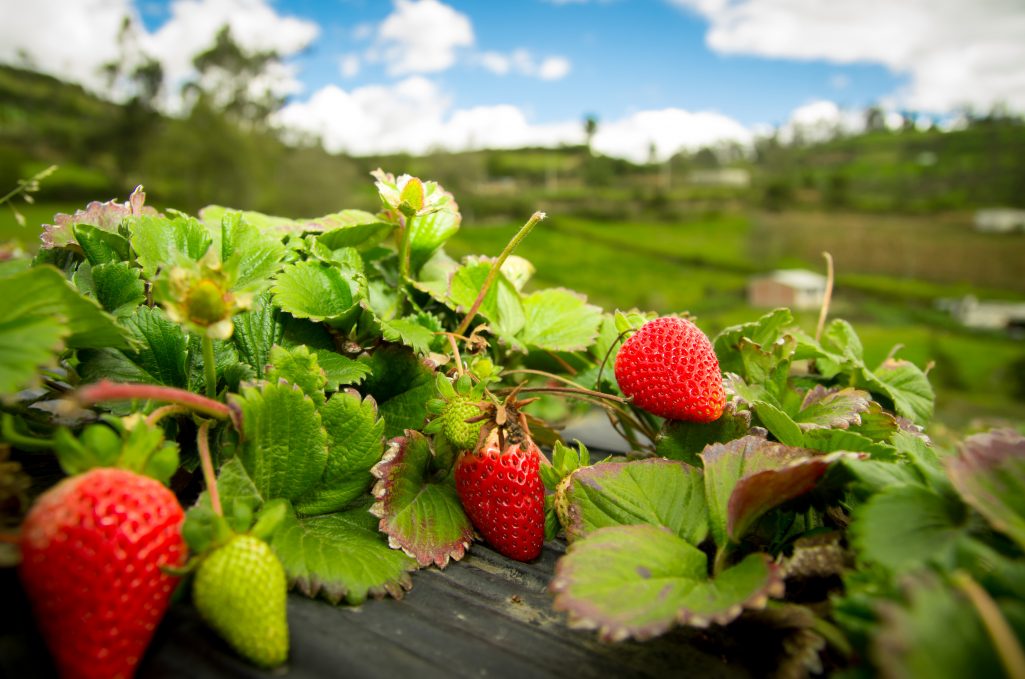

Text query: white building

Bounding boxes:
[974,209,1025,234]
[748,269,827,311]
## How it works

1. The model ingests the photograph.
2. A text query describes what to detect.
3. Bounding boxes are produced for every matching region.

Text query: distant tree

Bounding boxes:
[101,16,164,109]
[185,26,289,128]
[583,114,598,154]
[865,105,885,133]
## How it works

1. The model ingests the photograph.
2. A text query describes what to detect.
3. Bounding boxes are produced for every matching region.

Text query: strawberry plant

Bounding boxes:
[1,171,1022,677]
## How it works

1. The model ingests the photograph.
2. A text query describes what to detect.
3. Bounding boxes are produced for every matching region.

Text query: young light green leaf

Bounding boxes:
[947,429,1025,552]
[74,224,131,265]
[558,458,708,546]
[219,212,286,291]
[232,292,284,378]
[863,358,935,426]
[407,208,460,275]
[89,262,146,317]
[266,344,327,405]
[447,259,525,339]
[313,351,372,389]
[358,345,436,439]
[130,214,213,277]
[271,260,362,326]
[232,381,328,503]
[296,390,386,517]
[550,525,784,641]
[714,308,794,375]
[314,210,394,250]
[369,432,473,567]
[517,288,602,352]
[851,484,967,572]
[377,314,442,355]
[271,504,417,605]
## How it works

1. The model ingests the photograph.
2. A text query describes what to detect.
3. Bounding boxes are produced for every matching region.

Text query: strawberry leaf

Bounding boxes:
[314,210,394,250]
[655,402,752,466]
[219,212,286,292]
[714,308,794,375]
[947,429,1025,551]
[369,432,473,567]
[231,292,284,378]
[41,187,157,249]
[701,436,859,545]
[550,525,784,641]
[447,259,525,339]
[271,502,417,605]
[558,459,708,546]
[407,207,460,275]
[314,352,372,389]
[199,205,304,237]
[516,288,602,352]
[271,260,363,327]
[232,381,328,503]
[130,214,213,277]
[861,358,935,426]
[266,344,327,405]
[296,390,386,517]
[358,344,437,439]
[850,484,967,572]
[793,386,872,431]
[377,313,444,355]
[74,224,131,265]
[87,262,146,317]
[752,401,805,446]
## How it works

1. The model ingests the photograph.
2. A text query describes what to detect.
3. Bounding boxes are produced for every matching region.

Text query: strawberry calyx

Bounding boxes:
[52,414,180,485]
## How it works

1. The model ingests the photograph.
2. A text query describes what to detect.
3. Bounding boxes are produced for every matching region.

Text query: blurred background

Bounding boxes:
[1,0,1023,431]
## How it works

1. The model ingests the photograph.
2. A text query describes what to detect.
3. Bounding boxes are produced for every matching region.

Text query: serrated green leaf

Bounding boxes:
[232,292,283,378]
[947,429,1025,551]
[186,335,239,394]
[803,428,898,459]
[211,457,266,520]
[821,319,864,364]
[90,262,146,317]
[714,308,794,375]
[314,210,394,250]
[369,432,472,567]
[42,188,157,249]
[112,306,188,386]
[313,351,371,389]
[220,212,286,292]
[752,401,805,447]
[863,358,935,426]
[851,484,966,572]
[559,459,708,546]
[130,214,213,277]
[232,382,328,502]
[793,386,871,431]
[517,288,602,352]
[296,390,385,516]
[550,525,783,641]
[266,344,327,405]
[655,403,752,466]
[702,436,854,545]
[270,504,416,605]
[199,205,304,237]
[358,345,436,439]
[407,207,460,275]
[74,224,131,265]
[377,315,440,355]
[271,260,362,326]
[0,299,67,395]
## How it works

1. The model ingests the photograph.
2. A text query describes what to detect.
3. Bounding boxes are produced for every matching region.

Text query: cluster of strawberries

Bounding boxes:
[452,316,725,562]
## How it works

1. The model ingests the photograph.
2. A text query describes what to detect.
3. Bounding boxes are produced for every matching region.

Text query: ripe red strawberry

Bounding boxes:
[614,316,725,422]
[455,436,545,562]
[19,467,186,679]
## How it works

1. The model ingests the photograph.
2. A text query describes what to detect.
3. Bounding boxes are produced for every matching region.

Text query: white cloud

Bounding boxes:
[371,0,474,75]
[276,81,756,162]
[340,54,361,78]
[477,50,572,80]
[0,0,318,110]
[669,0,1025,113]
[592,109,753,162]
[776,100,863,143]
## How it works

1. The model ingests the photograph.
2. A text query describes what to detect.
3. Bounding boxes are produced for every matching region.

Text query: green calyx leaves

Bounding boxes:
[53,415,179,485]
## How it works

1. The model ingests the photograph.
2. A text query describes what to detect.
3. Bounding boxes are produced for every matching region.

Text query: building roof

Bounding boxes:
[761,269,827,290]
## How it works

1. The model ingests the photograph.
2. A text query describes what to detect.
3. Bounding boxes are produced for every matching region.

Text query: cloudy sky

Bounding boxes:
[3,0,1023,161]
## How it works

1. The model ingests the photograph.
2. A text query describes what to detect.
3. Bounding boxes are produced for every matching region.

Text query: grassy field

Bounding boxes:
[450,212,1025,429]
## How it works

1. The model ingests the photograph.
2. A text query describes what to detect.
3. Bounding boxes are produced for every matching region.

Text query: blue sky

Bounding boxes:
[4,0,1022,160]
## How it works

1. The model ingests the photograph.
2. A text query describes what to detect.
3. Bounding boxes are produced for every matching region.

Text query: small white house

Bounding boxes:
[974,209,1025,234]
[748,269,827,311]
[943,295,1025,335]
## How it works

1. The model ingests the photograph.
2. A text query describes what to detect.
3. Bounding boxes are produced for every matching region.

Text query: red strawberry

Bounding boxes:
[19,467,186,679]
[455,435,545,562]
[614,316,725,422]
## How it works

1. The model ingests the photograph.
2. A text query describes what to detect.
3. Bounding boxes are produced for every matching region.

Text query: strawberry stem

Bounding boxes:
[202,335,217,399]
[814,251,835,343]
[453,211,545,338]
[197,419,223,517]
[77,380,234,423]
[953,570,1025,679]
[145,404,188,427]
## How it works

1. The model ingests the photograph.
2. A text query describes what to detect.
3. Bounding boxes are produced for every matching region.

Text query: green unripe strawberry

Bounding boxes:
[192,534,289,668]
[440,397,484,450]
